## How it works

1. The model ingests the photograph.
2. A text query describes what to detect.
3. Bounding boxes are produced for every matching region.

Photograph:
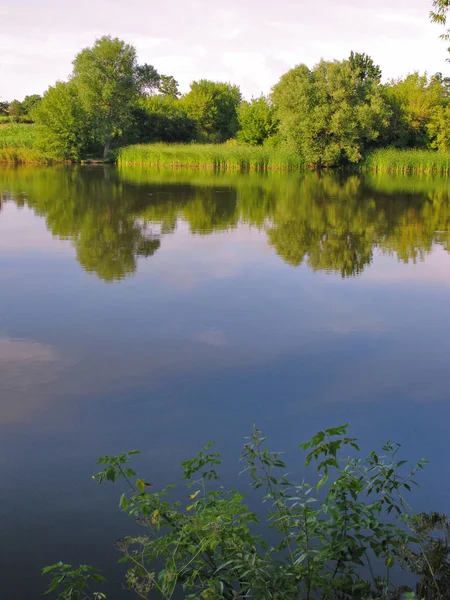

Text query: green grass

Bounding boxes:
[0,123,52,163]
[117,143,305,171]
[364,148,450,174]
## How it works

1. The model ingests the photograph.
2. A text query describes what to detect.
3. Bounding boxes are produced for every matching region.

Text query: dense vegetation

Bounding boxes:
[117,143,304,170]
[2,2,450,168]
[2,167,450,282]
[42,424,450,600]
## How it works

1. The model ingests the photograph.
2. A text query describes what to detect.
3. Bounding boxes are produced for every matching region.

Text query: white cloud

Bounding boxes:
[1,0,448,100]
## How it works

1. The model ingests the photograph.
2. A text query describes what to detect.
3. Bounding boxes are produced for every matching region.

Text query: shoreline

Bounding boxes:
[2,145,450,175]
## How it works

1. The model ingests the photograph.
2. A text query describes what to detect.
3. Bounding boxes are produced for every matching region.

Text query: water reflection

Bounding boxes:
[0,166,449,281]
[1,166,450,600]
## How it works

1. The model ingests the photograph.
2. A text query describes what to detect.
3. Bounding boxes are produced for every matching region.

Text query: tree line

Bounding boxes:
[2,2,450,166]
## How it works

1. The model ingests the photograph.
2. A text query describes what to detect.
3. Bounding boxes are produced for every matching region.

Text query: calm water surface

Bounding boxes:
[0,166,449,598]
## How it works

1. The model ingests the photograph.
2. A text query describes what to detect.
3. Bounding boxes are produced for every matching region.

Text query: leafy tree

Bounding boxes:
[427,104,450,150]
[8,99,24,117]
[271,53,391,167]
[384,73,446,148]
[34,81,92,160]
[431,0,450,40]
[236,96,279,145]
[182,80,242,141]
[158,75,180,98]
[21,94,42,116]
[133,95,196,143]
[0,101,8,115]
[348,50,382,82]
[72,35,160,158]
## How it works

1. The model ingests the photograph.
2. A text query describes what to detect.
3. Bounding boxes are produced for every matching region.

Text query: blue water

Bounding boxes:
[0,166,449,598]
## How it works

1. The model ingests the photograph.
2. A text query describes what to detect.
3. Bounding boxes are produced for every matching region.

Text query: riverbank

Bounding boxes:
[117,143,305,171]
[118,144,450,173]
[4,125,450,173]
[362,148,450,174]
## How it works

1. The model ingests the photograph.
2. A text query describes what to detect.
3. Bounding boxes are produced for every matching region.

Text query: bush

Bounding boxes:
[43,423,446,600]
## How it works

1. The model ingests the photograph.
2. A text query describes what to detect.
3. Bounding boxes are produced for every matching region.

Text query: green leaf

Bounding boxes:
[119,493,128,510]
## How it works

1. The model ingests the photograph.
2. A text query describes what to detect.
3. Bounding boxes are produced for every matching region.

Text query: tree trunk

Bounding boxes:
[103,138,111,160]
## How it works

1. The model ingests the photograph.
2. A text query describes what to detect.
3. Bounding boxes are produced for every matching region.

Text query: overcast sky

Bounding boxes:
[1,0,448,101]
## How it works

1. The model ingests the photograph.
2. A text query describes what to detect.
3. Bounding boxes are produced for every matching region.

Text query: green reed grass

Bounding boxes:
[0,123,38,148]
[364,148,450,174]
[117,143,305,171]
[0,124,52,163]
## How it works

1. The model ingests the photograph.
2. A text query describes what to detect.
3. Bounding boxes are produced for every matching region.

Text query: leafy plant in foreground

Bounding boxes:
[44,425,433,599]
[42,562,106,600]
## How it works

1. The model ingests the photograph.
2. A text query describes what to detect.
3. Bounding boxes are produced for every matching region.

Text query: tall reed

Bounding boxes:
[0,124,52,163]
[363,148,450,174]
[117,143,305,171]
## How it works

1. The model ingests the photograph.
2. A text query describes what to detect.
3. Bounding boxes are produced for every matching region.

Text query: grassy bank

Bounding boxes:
[0,123,52,164]
[5,133,450,173]
[117,143,305,171]
[363,148,450,173]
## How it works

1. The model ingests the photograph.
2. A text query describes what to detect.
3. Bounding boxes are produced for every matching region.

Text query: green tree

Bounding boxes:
[427,104,450,150]
[385,73,446,148]
[182,80,242,141]
[431,0,450,39]
[34,81,92,160]
[236,96,279,145]
[21,94,42,116]
[133,95,196,143]
[158,75,180,98]
[72,35,160,158]
[8,99,24,117]
[271,53,391,167]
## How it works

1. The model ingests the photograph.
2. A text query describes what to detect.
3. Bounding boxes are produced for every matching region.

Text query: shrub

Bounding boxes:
[44,424,441,600]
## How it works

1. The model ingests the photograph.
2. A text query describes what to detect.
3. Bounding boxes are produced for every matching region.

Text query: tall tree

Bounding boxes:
[385,73,446,147]
[158,75,180,98]
[22,94,42,116]
[182,80,242,141]
[72,36,160,158]
[271,53,391,167]
[34,81,92,160]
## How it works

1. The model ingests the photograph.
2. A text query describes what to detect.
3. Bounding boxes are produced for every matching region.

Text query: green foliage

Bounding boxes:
[0,123,52,163]
[43,424,437,600]
[158,75,180,98]
[236,96,279,146]
[8,99,24,117]
[22,93,43,116]
[430,0,450,39]
[133,96,197,143]
[271,52,391,167]
[0,123,38,148]
[183,80,242,141]
[399,512,450,599]
[385,73,446,148]
[117,142,304,170]
[72,35,160,157]
[427,104,450,150]
[42,562,106,600]
[4,167,450,279]
[363,148,450,173]
[34,81,92,160]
